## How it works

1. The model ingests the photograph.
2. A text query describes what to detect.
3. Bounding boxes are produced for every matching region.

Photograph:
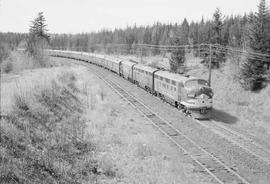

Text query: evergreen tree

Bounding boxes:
[179,18,190,45]
[212,8,223,44]
[211,8,226,68]
[169,37,186,73]
[26,12,50,57]
[240,0,270,90]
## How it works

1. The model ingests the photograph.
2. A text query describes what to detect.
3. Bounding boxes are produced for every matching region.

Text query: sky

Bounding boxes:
[0,0,266,33]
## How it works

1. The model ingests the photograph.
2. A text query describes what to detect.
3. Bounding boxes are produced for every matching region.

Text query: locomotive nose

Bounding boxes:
[186,86,213,99]
[198,86,213,98]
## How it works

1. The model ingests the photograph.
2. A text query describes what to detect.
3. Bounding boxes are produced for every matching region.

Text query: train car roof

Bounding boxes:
[134,64,159,73]
[88,53,105,58]
[121,59,137,66]
[104,57,122,64]
[155,70,197,82]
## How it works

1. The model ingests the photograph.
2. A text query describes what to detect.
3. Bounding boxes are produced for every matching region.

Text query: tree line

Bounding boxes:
[49,14,249,52]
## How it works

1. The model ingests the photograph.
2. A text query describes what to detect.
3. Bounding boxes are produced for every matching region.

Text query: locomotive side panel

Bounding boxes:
[120,60,136,80]
[134,64,159,92]
[154,72,179,105]
[133,67,152,90]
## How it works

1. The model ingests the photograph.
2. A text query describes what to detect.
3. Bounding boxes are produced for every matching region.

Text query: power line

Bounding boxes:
[50,43,270,63]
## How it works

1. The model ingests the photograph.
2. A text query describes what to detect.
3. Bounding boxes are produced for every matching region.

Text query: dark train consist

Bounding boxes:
[48,50,213,119]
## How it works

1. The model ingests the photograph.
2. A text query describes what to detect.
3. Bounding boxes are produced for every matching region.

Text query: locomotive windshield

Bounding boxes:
[185,79,209,88]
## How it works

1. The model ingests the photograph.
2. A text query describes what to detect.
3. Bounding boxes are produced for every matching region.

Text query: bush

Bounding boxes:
[1,50,50,74]
[1,58,13,73]
[240,57,266,91]
[0,44,10,64]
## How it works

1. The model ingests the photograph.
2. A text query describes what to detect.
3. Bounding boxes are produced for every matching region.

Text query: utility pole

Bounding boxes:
[208,44,212,87]
[0,67,1,119]
[140,45,143,63]
[198,44,201,58]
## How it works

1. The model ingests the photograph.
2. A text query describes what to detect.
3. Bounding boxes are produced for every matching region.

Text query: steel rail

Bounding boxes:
[197,119,270,164]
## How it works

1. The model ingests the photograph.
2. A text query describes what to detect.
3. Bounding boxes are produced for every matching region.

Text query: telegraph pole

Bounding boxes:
[208,44,212,87]
[198,44,201,57]
[0,67,1,119]
[140,45,143,63]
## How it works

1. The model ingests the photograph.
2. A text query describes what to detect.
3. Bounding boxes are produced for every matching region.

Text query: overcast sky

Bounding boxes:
[0,0,266,33]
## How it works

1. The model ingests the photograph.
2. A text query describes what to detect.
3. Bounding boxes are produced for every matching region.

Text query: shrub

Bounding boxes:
[1,50,50,74]
[0,44,10,64]
[240,57,266,91]
[1,58,13,73]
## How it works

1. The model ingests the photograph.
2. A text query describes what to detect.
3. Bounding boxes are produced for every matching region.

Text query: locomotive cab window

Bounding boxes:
[185,79,208,88]
[165,78,170,83]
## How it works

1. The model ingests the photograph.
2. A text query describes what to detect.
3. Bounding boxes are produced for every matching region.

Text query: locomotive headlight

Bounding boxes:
[199,94,208,99]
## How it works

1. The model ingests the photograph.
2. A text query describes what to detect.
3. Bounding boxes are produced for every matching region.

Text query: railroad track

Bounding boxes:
[198,119,270,165]
[53,55,270,184]
[83,64,250,184]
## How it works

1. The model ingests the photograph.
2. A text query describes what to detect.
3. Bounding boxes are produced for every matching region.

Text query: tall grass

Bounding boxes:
[0,72,98,184]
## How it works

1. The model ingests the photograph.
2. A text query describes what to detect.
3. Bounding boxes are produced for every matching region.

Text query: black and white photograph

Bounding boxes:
[1,0,270,183]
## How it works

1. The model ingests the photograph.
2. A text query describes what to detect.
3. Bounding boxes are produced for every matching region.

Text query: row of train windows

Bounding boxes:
[155,75,176,86]
[134,68,152,76]
[160,82,176,92]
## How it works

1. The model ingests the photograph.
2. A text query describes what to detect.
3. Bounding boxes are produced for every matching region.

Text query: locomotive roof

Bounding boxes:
[134,64,159,72]
[155,70,198,82]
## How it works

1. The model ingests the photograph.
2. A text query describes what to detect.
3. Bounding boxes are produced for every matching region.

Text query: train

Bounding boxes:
[48,50,213,119]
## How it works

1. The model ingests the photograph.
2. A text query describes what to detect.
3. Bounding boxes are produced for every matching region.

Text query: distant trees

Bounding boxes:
[46,15,249,56]
[240,0,270,90]
[26,12,50,61]
[2,7,263,57]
